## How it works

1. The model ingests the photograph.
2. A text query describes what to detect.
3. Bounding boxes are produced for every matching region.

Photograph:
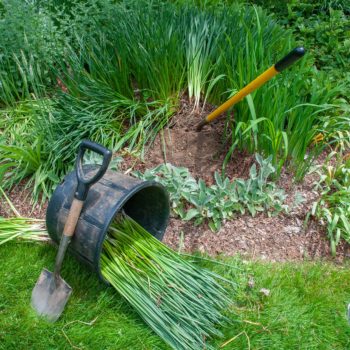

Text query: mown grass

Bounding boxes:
[0,243,168,350]
[231,261,350,349]
[1,242,349,349]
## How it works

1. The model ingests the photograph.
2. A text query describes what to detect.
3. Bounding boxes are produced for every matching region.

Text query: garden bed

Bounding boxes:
[1,99,349,263]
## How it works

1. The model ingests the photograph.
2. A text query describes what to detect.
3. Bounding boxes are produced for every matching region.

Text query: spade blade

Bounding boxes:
[31,268,72,322]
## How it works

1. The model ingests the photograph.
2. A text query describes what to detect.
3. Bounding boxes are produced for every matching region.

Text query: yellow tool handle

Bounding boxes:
[196,47,306,131]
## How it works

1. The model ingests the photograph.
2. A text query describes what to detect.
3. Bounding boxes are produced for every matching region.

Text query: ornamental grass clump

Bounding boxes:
[101,214,230,350]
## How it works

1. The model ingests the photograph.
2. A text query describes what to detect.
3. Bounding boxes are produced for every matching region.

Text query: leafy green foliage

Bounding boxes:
[135,155,287,230]
[317,100,350,154]
[265,1,350,74]
[312,152,350,254]
[0,99,59,203]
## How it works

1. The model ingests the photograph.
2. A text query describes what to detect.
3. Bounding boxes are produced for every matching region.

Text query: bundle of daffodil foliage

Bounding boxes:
[102,214,230,350]
[0,216,47,245]
[0,187,48,245]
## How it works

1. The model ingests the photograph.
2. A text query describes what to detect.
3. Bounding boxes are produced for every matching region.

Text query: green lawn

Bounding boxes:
[1,242,350,349]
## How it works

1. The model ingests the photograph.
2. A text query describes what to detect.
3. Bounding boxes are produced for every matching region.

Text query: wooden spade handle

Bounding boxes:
[62,199,84,237]
[53,141,112,279]
[53,198,84,278]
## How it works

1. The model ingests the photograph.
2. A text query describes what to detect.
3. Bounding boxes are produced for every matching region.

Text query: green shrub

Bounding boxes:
[284,2,350,74]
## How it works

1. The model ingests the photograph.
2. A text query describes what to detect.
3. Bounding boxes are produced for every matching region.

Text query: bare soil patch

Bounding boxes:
[119,97,255,183]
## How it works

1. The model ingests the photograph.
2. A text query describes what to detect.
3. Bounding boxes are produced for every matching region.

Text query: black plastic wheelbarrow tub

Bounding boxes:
[46,165,170,283]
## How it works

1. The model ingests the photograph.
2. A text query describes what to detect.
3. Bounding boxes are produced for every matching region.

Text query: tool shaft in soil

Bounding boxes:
[196,47,305,131]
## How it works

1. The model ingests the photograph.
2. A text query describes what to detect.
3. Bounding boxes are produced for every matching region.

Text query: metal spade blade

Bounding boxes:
[31,268,72,322]
[31,140,112,322]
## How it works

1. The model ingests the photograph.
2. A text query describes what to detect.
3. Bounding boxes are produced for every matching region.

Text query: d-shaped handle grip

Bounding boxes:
[75,140,112,200]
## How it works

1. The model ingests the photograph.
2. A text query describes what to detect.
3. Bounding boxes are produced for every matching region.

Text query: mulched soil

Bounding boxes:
[121,97,350,262]
[0,180,47,219]
[1,97,349,262]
